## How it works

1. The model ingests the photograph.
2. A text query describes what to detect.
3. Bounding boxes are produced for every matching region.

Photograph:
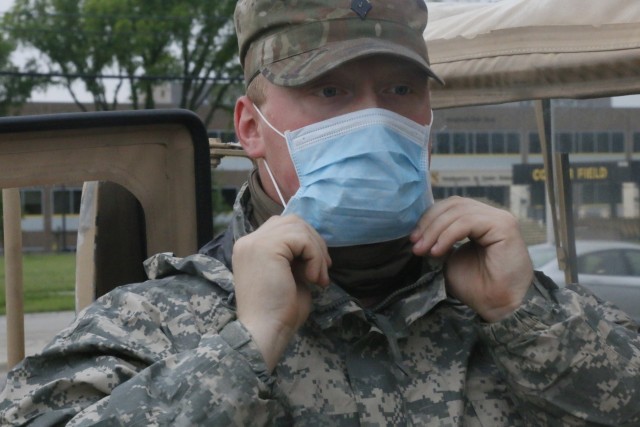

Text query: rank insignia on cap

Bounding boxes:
[351,0,372,19]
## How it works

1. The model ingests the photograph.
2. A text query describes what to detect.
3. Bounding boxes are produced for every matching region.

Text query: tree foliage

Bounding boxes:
[0,26,45,116]
[6,0,242,123]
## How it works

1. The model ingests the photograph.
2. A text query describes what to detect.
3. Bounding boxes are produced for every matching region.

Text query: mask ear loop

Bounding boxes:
[253,105,288,207]
[254,105,286,138]
[263,160,287,207]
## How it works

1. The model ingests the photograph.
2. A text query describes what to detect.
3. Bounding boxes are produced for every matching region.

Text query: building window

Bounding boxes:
[433,133,451,154]
[433,131,521,155]
[579,132,596,153]
[53,188,82,214]
[596,132,608,152]
[433,130,626,155]
[475,133,490,154]
[557,132,574,152]
[634,133,640,152]
[556,131,625,154]
[21,189,43,215]
[529,133,542,154]
[506,133,520,154]
[452,133,468,154]
[611,133,624,153]
[491,133,505,154]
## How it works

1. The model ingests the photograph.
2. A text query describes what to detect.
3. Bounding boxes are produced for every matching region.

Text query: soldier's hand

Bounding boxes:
[410,196,533,322]
[232,215,331,371]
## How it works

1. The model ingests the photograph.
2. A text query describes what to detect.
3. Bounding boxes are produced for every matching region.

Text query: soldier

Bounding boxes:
[2,0,640,425]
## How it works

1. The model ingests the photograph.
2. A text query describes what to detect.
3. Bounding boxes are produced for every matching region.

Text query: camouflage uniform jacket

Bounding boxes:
[2,184,640,426]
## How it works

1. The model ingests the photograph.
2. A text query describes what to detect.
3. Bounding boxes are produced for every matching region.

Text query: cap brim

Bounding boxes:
[260,38,444,87]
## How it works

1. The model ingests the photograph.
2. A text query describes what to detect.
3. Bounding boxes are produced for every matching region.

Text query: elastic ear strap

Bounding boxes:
[263,160,287,207]
[254,106,286,138]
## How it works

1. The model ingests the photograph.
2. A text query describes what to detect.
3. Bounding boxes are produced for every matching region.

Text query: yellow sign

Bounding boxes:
[531,166,609,182]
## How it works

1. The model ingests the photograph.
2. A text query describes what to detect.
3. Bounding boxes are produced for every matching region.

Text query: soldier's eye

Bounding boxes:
[391,85,411,95]
[320,87,339,98]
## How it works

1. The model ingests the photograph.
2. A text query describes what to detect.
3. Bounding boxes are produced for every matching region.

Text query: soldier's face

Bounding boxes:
[249,55,432,204]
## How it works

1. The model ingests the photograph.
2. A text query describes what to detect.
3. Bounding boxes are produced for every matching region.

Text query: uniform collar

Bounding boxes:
[309,261,448,335]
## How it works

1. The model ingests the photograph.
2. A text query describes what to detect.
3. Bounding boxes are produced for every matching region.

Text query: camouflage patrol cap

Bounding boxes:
[234,0,443,87]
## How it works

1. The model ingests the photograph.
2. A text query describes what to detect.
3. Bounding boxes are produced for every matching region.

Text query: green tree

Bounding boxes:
[6,0,241,123]
[0,28,44,116]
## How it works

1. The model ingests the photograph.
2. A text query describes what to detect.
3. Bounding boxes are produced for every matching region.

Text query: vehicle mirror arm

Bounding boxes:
[209,139,250,169]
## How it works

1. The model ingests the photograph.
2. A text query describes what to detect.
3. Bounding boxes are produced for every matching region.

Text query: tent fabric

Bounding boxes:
[425,0,640,109]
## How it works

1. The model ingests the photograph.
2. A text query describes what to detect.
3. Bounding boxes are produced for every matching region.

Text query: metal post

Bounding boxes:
[554,153,578,284]
[534,100,560,246]
[3,188,25,368]
[534,99,578,283]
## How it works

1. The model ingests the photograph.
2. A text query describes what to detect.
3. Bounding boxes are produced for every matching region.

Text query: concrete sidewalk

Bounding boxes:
[1,311,76,390]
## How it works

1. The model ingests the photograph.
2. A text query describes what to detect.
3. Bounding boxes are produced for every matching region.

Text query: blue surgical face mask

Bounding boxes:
[255,106,434,247]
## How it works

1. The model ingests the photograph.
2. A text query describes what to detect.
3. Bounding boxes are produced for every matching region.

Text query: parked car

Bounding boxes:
[528,240,640,320]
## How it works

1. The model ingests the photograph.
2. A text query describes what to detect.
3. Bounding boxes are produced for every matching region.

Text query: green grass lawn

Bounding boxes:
[0,253,76,315]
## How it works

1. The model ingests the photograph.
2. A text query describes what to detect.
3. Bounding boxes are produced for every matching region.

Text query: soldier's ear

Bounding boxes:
[235,95,266,159]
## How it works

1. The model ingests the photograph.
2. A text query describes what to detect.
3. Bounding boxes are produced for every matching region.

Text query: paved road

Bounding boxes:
[1,311,76,390]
